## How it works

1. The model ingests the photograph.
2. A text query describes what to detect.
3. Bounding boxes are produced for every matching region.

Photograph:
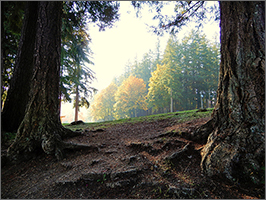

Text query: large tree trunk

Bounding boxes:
[2,2,38,132]
[198,2,265,185]
[7,2,83,163]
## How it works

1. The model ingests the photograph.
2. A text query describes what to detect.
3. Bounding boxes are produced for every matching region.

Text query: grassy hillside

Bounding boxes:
[64,108,213,131]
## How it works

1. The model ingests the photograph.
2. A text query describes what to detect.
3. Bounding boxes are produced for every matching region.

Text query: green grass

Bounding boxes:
[64,108,214,131]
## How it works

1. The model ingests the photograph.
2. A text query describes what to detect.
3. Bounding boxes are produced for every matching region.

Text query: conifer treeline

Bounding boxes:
[90,29,220,121]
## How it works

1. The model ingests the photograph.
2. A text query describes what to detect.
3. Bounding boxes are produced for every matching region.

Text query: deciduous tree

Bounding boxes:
[90,82,117,121]
[161,36,183,111]
[147,64,174,113]
[114,75,147,118]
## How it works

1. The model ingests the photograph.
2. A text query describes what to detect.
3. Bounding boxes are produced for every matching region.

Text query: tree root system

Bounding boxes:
[2,117,264,199]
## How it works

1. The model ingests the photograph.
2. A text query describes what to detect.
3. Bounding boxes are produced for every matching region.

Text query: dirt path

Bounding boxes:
[1,117,264,199]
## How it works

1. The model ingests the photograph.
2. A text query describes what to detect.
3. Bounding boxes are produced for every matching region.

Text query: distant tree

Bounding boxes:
[112,60,133,87]
[151,38,162,72]
[112,40,162,91]
[114,75,147,118]
[147,31,219,113]
[161,36,183,111]
[89,92,104,122]
[147,64,171,113]
[60,1,96,121]
[178,29,219,109]
[132,52,154,87]
[90,82,117,121]
[65,31,95,121]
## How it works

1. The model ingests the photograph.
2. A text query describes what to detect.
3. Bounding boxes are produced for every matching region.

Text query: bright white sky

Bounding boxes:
[61,1,220,123]
[88,1,171,92]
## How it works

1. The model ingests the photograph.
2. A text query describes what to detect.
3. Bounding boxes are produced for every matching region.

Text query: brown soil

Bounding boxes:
[1,117,265,199]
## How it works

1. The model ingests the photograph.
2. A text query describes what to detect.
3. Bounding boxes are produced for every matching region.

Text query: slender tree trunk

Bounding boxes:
[75,85,79,121]
[59,91,62,117]
[200,91,203,109]
[208,89,210,108]
[170,88,173,112]
[198,1,265,185]
[2,2,38,132]
[7,2,81,163]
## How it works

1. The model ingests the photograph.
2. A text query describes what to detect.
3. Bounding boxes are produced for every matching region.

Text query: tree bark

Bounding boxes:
[7,2,82,163]
[199,1,265,185]
[2,2,38,132]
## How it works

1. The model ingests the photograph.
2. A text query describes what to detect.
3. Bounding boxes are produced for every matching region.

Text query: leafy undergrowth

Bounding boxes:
[2,108,265,199]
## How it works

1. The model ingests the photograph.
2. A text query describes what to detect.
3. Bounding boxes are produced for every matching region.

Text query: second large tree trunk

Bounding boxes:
[2,2,38,132]
[198,1,265,185]
[7,2,76,162]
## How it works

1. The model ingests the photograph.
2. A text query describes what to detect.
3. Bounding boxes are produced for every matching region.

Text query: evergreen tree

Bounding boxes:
[161,36,183,110]
[147,30,219,112]
[132,53,153,87]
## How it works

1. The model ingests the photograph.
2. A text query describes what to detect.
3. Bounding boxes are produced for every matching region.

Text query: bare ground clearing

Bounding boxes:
[1,116,264,199]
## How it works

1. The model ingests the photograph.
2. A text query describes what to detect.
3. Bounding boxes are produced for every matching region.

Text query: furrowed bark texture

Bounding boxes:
[200,1,265,184]
[2,2,38,132]
[7,1,77,163]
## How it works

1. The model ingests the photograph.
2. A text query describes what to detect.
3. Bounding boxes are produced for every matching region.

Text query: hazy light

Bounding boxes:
[61,1,220,123]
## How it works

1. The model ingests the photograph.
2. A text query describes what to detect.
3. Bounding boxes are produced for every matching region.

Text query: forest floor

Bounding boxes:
[1,109,265,199]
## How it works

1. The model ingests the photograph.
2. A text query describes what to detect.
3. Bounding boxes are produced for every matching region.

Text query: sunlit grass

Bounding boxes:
[63,108,213,131]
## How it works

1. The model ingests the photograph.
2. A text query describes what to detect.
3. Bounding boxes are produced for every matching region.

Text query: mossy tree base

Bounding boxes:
[196,2,265,185]
[5,2,92,164]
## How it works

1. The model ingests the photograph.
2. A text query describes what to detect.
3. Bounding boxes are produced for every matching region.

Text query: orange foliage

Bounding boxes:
[114,75,147,118]
[90,82,117,121]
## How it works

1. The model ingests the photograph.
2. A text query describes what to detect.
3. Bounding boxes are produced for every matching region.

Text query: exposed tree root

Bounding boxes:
[61,127,84,139]
[62,142,98,150]
[41,127,98,160]
[6,126,90,163]
[166,143,191,161]
[54,141,99,160]
[191,118,215,143]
